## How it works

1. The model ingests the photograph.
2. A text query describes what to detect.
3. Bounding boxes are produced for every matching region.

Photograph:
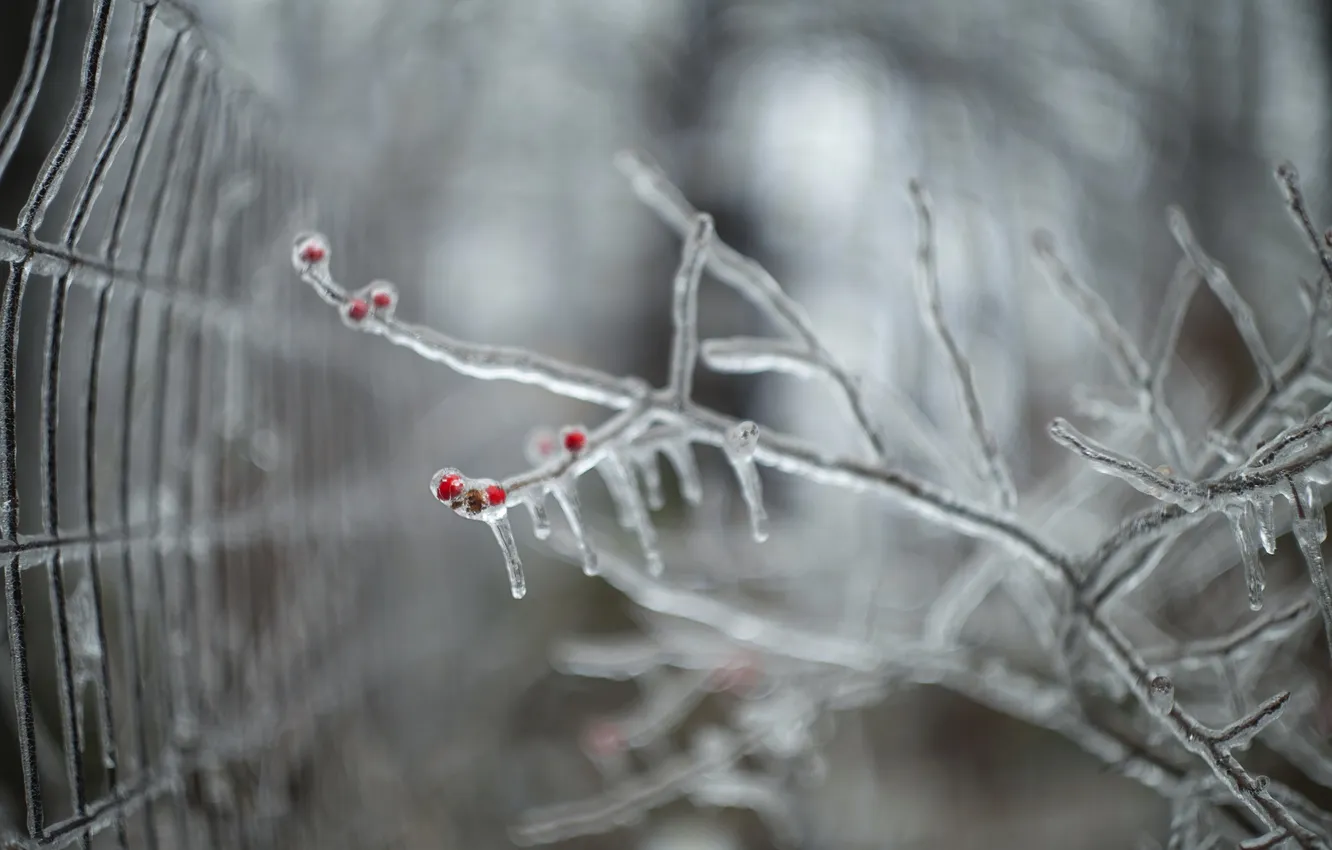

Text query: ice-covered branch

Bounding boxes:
[1048,418,1208,510]
[510,732,754,846]
[1032,231,1151,389]
[666,214,714,407]
[293,157,1332,844]
[615,149,890,461]
[1275,161,1332,297]
[1034,231,1189,469]
[909,180,1016,508]
[1143,597,1315,670]
[1168,207,1278,389]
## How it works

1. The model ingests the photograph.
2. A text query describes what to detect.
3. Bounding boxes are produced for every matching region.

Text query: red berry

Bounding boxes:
[485,484,506,506]
[436,473,465,501]
[299,243,326,263]
[563,429,587,453]
[583,720,624,756]
[346,298,369,322]
[372,289,394,309]
[710,652,761,694]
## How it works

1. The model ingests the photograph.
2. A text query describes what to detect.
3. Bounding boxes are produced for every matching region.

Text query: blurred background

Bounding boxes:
[3,0,1332,848]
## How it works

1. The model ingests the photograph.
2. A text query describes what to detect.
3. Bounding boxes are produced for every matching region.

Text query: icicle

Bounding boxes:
[1306,478,1328,542]
[662,441,703,506]
[597,457,638,530]
[550,482,599,576]
[599,454,662,575]
[489,516,526,599]
[1255,494,1277,555]
[525,493,552,540]
[1225,502,1266,611]
[1286,477,1332,658]
[724,421,769,543]
[635,452,665,510]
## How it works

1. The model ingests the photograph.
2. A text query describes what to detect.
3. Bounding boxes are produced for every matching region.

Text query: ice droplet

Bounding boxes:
[724,420,760,458]
[724,422,768,542]
[1226,502,1266,611]
[1147,675,1174,715]
[1253,774,1270,793]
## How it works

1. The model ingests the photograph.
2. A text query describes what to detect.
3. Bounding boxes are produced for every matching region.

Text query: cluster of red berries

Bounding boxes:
[344,284,397,323]
[432,427,587,520]
[435,471,506,510]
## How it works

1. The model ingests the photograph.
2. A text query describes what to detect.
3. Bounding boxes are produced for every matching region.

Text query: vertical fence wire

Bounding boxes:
[0,0,353,845]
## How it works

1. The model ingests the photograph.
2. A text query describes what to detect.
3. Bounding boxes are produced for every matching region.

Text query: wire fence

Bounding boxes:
[0,1,379,846]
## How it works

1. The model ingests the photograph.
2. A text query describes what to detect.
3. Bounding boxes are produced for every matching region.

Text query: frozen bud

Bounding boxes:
[525,428,558,464]
[431,467,466,503]
[438,477,509,521]
[561,427,588,455]
[292,232,329,268]
[1253,775,1270,793]
[342,297,370,325]
[725,420,760,459]
[582,719,626,758]
[368,280,398,315]
[1147,675,1174,715]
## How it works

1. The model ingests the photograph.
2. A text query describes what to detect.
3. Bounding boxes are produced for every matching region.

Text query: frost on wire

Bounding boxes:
[294,157,1332,848]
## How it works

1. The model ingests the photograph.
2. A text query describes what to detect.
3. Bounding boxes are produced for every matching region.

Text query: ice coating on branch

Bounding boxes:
[1287,477,1332,657]
[662,441,704,506]
[1049,418,1207,510]
[1147,675,1175,715]
[1226,502,1267,611]
[724,421,768,542]
[599,453,663,575]
[431,468,526,598]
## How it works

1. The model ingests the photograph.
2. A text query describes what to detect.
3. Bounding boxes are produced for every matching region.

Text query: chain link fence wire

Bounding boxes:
[0,1,390,846]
